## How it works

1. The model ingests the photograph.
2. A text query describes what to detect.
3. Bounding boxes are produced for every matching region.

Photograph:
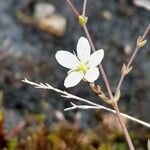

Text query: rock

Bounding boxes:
[34,2,56,19]
[37,14,67,37]
[134,0,150,11]
[17,2,67,37]
[33,2,67,37]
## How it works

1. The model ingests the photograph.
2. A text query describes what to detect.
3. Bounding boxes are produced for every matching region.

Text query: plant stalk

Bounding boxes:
[117,24,150,90]
[64,0,135,149]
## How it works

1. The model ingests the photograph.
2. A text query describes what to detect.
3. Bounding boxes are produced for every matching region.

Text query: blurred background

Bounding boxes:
[0,0,150,149]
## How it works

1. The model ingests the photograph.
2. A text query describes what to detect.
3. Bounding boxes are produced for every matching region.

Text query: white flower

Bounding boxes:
[55,37,104,88]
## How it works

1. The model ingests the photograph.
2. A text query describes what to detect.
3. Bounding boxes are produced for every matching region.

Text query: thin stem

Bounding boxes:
[65,0,79,17]
[82,9,134,150]
[82,0,87,16]
[65,0,114,99]
[65,103,150,128]
[64,0,135,149]
[117,75,124,90]
[117,24,150,90]
[22,78,150,128]
[142,24,150,39]
[83,25,113,98]
[127,24,150,68]
[113,102,135,150]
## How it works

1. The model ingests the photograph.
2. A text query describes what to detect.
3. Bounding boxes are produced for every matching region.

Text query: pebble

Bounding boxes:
[37,14,67,37]
[34,2,56,19]
[133,0,150,11]
[34,2,67,37]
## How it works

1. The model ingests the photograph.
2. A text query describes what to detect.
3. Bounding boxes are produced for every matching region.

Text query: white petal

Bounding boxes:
[64,71,84,88]
[77,37,91,62]
[88,49,104,67]
[84,67,99,82]
[55,51,79,69]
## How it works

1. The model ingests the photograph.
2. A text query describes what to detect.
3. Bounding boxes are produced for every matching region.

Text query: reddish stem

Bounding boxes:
[64,0,136,149]
[65,0,79,17]
[83,25,113,98]
[117,24,150,90]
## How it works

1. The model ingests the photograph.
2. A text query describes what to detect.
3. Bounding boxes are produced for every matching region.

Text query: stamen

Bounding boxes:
[77,63,89,73]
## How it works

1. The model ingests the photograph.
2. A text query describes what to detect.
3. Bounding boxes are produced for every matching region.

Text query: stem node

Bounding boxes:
[137,36,147,48]
[78,15,88,26]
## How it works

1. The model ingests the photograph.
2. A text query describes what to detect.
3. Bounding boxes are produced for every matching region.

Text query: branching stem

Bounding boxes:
[117,24,150,90]
[64,1,138,149]
[22,78,150,128]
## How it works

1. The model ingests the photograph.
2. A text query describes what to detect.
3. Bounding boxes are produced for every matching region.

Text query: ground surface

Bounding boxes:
[0,0,150,130]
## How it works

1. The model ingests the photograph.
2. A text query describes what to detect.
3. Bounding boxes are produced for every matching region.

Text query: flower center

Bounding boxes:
[77,63,89,74]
